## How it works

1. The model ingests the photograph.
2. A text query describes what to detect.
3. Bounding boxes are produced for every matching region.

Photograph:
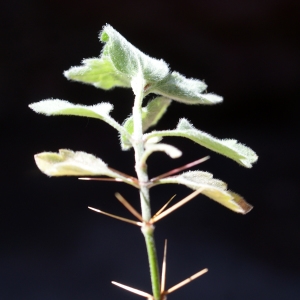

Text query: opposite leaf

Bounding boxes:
[148,71,223,105]
[29,99,129,138]
[155,171,252,214]
[29,99,113,118]
[144,118,258,168]
[34,149,133,184]
[64,58,131,90]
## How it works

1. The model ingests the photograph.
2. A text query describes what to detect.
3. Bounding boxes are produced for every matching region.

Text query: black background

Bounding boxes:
[1,0,300,299]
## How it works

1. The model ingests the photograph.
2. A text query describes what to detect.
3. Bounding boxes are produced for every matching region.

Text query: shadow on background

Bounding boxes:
[1,0,300,299]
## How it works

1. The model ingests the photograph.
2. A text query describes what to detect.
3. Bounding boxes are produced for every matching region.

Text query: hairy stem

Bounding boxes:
[132,79,161,300]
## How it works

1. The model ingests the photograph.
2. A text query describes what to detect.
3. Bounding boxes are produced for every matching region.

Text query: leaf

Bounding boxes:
[149,71,223,105]
[141,143,182,163]
[100,25,170,84]
[34,149,130,182]
[155,171,253,214]
[29,99,129,137]
[142,97,172,131]
[144,118,258,168]
[64,58,131,90]
[29,99,113,118]
[120,96,171,149]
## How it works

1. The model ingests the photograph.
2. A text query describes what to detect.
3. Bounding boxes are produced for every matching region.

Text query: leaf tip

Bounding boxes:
[229,191,253,214]
[100,23,112,42]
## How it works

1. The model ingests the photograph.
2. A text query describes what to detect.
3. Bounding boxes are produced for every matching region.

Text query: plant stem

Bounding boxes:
[132,79,161,300]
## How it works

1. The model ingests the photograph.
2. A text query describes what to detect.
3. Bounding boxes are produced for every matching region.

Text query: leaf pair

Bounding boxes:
[29,99,257,168]
[33,149,252,214]
[64,24,223,105]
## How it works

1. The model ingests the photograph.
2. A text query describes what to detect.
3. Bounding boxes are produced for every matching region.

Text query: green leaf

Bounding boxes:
[100,25,170,84]
[29,99,130,138]
[149,71,223,105]
[120,96,171,149]
[142,97,172,131]
[64,58,131,90]
[144,118,258,168]
[34,149,132,184]
[155,171,252,214]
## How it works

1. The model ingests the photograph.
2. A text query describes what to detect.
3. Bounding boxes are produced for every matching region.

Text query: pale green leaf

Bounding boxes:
[142,97,172,131]
[149,71,223,105]
[120,96,171,149]
[145,136,163,145]
[155,171,252,214]
[29,99,130,138]
[144,118,258,168]
[121,116,134,150]
[29,99,113,118]
[64,58,131,90]
[34,149,129,180]
[141,143,182,164]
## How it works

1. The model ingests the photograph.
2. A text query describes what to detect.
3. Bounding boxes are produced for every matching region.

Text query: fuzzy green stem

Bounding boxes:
[132,78,161,300]
[142,223,161,300]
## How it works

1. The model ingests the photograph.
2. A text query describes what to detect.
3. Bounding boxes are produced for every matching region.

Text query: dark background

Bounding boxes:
[1,0,300,299]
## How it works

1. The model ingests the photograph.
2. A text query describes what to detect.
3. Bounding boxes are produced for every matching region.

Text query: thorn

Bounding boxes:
[88,207,143,226]
[152,195,176,220]
[151,188,204,223]
[161,240,167,293]
[151,156,210,182]
[79,177,123,182]
[165,268,208,295]
[107,166,139,184]
[112,281,153,299]
[115,193,144,222]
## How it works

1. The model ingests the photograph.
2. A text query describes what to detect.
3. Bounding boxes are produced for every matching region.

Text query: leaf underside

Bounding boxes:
[156,171,253,214]
[34,149,128,181]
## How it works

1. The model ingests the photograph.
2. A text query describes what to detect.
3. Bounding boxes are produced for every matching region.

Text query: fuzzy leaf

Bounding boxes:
[29,99,129,137]
[144,118,258,168]
[29,99,113,119]
[142,143,182,163]
[34,149,129,180]
[121,97,171,149]
[149,71,223,105]
[142,97,172,130]
[156,171,252,214]
[64,58,131,90]
[100,25,170,84]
